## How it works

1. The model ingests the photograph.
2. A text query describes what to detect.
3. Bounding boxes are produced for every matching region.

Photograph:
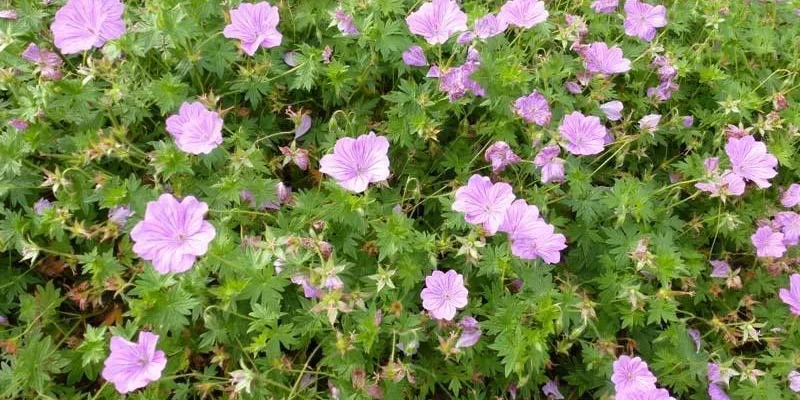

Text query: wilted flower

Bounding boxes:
[600,101,624,121]
[34,198,53,215]
[21,43,63,80]
[333,8,359,36]
[709,260,731,278]
[611,355,657,393]
[421,270,468,321]
[319,132,391,193]
[230,364,255,394]
[484,141,521,173]
[497,0,548,29]
[726,135,778,188]
[623,0,667,42]
[8,119,29,131]
[452,174,516,235]
[779,274,800,315]
[406,0,467,45]
[534,145,565,183]
[592,0,619,13]
[565,81,583,94]
[542,380,564,399]
[474,13,507,39]
[283,51,299,66]
[223,2,282,55]
[687,329,701,352]
[51,0,126,54]
[583,42,632,75]
[130,194,216,274]
[639,114,661,133]
[402,45,428,67]
[165,102,224,155]
[108,205,133,226]
[455,316,481,348]
[280,145,310,170]
[559,111,608,155]
[322,45,333,63]
[751,226,786,258]
[0,10,17,19]
[102,332,167,394]
[513,91,551,126]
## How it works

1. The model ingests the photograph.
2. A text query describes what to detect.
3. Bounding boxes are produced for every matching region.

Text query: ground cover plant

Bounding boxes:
[1,0,800,398]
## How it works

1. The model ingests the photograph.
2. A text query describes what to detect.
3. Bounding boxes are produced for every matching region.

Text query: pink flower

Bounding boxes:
[559,111,608,155]
[751,226,786,258]
[600,101,623,121]
[9,119,29,131]
[779,274,800,315]
[406,0,467,45]
[513,91,551,126]
[484,141,521,173]
[0,10,17,20]
[709,260,731,278]
[775,211,800,246]
[542,380,564,399]
[725,135,778,188]
[781,184,800,208]
[130,194,216,274]
[333,8,359,36]
[50,0,126,54]
[639,114,661,133]
[21,43,63,80]
[498,199,544,240]
[452,174,516,235]
[319,132,391,193]
[534,145,565,183]
[498,0,549,29]
[279,146,310,170]
[421,270,468,321]
[611,356,657,393]
[223,2,282,56]
[402,45,428,67]
[474,13,507,39]
[101,332,167,394]
[616,388,675,400]
[165,102,224,155]
[708,384,730,400]
[623,0,667,42]
[510,224,567,264]
[592,0,619,13]
[789,371,800,392]
[583,42,631,75]
[694,170,745,198]
[455,316,481,348]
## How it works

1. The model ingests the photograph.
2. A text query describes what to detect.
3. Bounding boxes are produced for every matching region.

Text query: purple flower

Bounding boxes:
[165,102,224,155]
[510,223,567,264]
[455,316,481,348]
[484,141,521,173]
[779,274,800,315]
[259,182,292,210]
[21,43,63,80]
[283,51,299,66]
[708,384,730,400]
[751,225,786,258]
[592,0,619,13]
[542,380,564,399]
[34,198,52,215]
[438,62,485,101]
[709,260,731,278]
[781,184,800,208]
[600,101,623,121]
[427,65,441,78]
[421,270,468,321]
[789,371,800,392]
[405,0,467,45]
[108,205,133,226]
[583,42,631,75]
[565,81,583,94]
[652,56,676,81]
[683,116,694,128]
[130,194,216,274]
[707,363,723,384]
[499,199,544,240]
[534,145,565,183]
[223,2,282,56]
[279,146,310,170]
[497,0,548,29]
[319,132,390,193]
[291,274,322,298]
[451,174,516,235]
[51,0,126,54]
[687,328,701,352]
[726,135,778,188]
[295,115,312,138]
[639,114,661,133]
[694,170,745,198]
[474,13,507,39]
[402,45,428,67]
[9,119,29,131]
[0,315,7,324]
[559,111,608,156]
[616,388,675,400]
[775,212,800,246]
[513,91,551,126]
[611,355,657,393]
[624,0,667,42]
[334,8,359,36]
[457,31,475,44]
[0,10,17,19]
[101,332,167,394]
